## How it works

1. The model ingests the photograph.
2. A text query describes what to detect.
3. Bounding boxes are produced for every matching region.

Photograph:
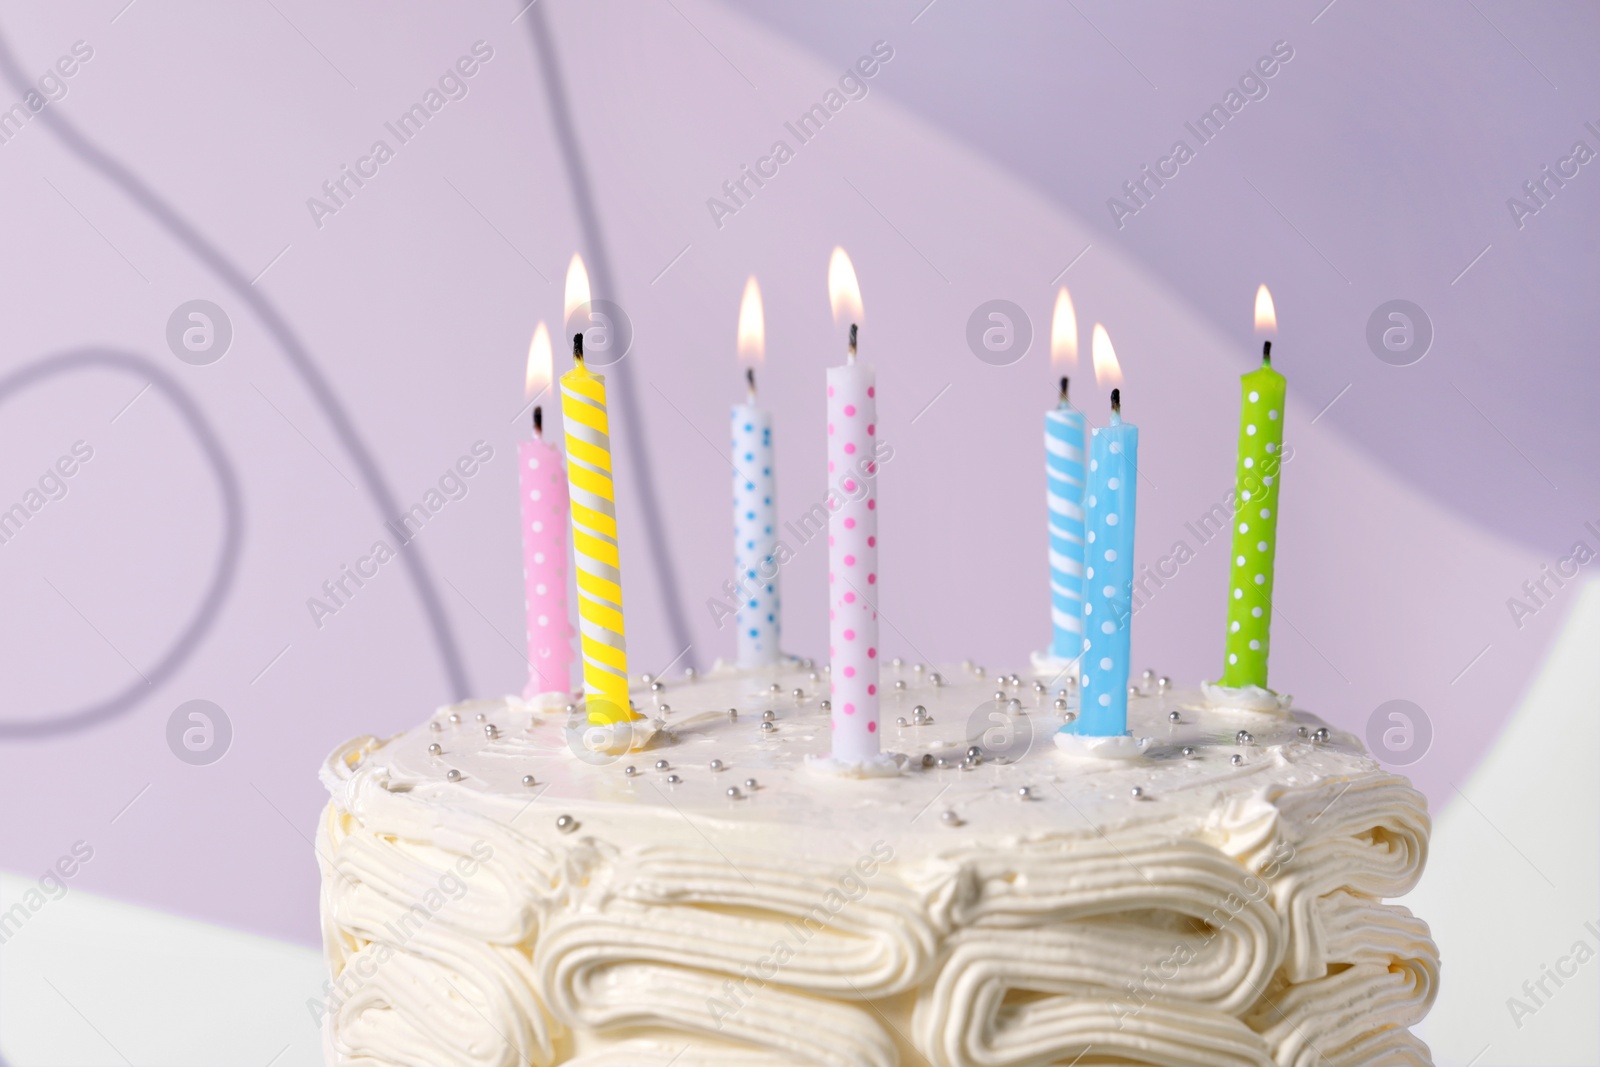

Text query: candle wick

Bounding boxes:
[532,405,543,440]
[1110,387,1121,414]
[1261,339,1272,365]
[1058,376,1070,405]
[746,366,756,400]
[848,323,858,363]
[573,332,585,366]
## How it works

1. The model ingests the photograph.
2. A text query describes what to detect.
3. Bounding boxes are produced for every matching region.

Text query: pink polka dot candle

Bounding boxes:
[519,324,573,700]
[827,320,880,764]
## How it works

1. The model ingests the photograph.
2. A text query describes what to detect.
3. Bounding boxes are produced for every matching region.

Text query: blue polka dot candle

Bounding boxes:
[1076,326,1138,737]
[732,277,781,666]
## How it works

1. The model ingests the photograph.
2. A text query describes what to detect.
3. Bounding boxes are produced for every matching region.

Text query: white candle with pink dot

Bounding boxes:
[825,248,882,765]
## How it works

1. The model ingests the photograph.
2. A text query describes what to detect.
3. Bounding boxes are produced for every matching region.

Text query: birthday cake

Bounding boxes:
[316,661,1437,1066]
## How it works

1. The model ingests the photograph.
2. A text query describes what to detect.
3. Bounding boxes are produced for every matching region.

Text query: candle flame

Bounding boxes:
[1091,323,1122,388]
[1254,284,1277,335]
[737,276,765,365]
[564,253,591,326]
[526,321,552,399]
[1050,286,1078,370]
[828,246,863,326]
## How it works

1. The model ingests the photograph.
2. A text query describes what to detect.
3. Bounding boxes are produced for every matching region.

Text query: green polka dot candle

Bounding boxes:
[1220,291,1285,690]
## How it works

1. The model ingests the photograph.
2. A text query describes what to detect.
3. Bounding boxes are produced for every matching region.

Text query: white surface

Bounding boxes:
[1409,579,1600,1067]
[0,877,324,1066]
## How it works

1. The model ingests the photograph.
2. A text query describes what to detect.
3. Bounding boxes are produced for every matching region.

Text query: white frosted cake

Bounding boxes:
[316,661,1437,1066]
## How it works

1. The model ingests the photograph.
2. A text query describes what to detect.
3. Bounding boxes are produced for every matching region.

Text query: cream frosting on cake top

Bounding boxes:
[318,660,1437,1067]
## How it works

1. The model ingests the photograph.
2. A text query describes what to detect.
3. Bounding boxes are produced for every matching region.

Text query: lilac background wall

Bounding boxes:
[0,0,1594,963]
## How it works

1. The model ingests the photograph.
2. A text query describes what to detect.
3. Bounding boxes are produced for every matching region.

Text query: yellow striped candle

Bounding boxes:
[560,333,635,724]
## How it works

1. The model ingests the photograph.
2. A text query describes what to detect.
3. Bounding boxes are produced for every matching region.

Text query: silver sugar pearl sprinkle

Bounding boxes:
[966,745,982,759]
[709,759,724,771]
[913,705,928,720]
[820,700,831,711]
[914,663,926,673]
[1312,727,1330,743]
[1007,698,1023,713]
[1168,710,1182,723]
[446,769,462,782]
[1297,725,1310,738]
[666,774,681,784]
[1181,746,1196,757]
[1158,676,1171,690]
[808,671,820,683]
[659,704,671,715]
[973,666,986,677]
[1231,754,1245,766]
[641,674,654,685]
[1142,669,1156,684]
[762,710,776,722]
[475,712,487,722]
[744,778,758,789]
[1054,698,1069,711]
[427,743,442,755]
[793,688,804,699]
[522,774,536,786]
[650,681,664,692]
[940,810,960,825]
[1128,685,1140,698]
[897,717,908,727]
[760,721,776,732]
[624,766,638,777]
[1236,730,1254,746]
[448,713,461,724]
[994,690,1007,702]
[726,786,743,799]
[1033,681,1047,693]
[728,708,739,719]
[564,704,576,714]
[1130,785,1144,798]
[1064,711,1077,722]
[429,721,442,731]
[769,683,782,694]
[895,680,906,690]
[921,753,935,768]
[654,759,670,771]
[556,814,577,832]
[891,657,904,668]
[484,724,498,738]
[684,667,697,680]
[937,757,950,768]
[931,673,945,686]
[1017,786,1032,799]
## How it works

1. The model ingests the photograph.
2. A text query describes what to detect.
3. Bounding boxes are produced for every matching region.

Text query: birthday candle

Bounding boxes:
[1045,287,1086,661]
[826,249,879,762]
[1077,326,1138,736]
[1220,285,1285,690]
[519,322,574,698]
[561,332,634,724]
[732,277,781,667]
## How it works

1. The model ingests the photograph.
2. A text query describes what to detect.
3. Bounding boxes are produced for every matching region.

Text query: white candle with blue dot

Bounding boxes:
[1073,325,1138,738]
[732,278,780,667]
[1045,376,1087,660]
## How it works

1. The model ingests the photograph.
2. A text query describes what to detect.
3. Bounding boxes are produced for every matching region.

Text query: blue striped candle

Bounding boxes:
[732,371,780,667]
[1076,389,1139,736]
[1045,377,1087,661]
